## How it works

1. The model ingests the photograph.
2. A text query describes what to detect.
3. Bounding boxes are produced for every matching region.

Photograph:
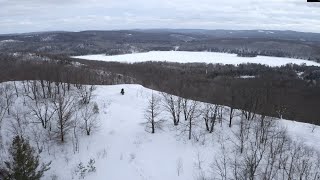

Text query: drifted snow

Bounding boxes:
[73,51,320,67]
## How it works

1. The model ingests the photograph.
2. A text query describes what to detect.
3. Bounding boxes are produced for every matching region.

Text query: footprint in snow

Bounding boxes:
[129,155,152,180]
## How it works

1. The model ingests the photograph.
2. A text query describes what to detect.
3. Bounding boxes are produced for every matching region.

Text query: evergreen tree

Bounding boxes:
[4,136,51,180]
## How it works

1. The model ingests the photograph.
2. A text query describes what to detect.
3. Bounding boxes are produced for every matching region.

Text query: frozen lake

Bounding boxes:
[73,51,320,67]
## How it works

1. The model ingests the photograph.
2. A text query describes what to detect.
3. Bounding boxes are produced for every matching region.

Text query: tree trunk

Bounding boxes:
[189,118,192,140]
[229,107,233,128]
[204,118,210,131]
[151,107,155,133]
[60,127,64,142]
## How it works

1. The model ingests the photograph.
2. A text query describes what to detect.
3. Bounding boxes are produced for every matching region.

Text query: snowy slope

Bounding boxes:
[47,84,320,179]
[73,51,320,67]
[1,83,320,180]
[44,84,218,180]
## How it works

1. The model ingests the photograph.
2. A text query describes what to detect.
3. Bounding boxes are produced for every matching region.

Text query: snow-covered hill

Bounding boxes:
[40,84,220,180]
[73,51,320,67]
[1,83,320,180]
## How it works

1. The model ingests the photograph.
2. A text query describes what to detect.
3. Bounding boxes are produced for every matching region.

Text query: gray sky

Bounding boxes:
[0,0,319,34]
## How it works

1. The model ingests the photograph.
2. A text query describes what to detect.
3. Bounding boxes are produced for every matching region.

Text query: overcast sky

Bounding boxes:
[0,0,319,34]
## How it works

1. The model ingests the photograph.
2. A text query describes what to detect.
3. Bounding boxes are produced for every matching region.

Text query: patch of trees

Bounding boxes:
[0,80,104,178]
[236,51,258,57]
[0,80,104,170]
[143,89,320,179]
[212,116,320,180]
[0,53,134,85]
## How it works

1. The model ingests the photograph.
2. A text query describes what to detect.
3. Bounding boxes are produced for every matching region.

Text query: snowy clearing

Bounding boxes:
[1,82,320,180]
[73,51,320,67]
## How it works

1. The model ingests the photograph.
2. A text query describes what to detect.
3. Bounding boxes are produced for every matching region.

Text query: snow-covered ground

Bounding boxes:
[41,84,219,180]
[50,84,320,180]
[1,83,320,180]
[73,51,320,67]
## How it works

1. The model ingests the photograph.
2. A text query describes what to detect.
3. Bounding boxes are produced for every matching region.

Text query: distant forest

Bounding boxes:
[1,30,320,62]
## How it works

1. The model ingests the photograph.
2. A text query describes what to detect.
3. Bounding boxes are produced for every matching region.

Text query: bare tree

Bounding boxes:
[202,104,221,133]
[229,89,236,127]
[80,102,99,136]
[180,99,199,140]
[71,113,81,154]
[52,92,76,142]
[210,105,221,133]
[213,138,229,180]
[0,86,8,146]
[2,83,15,115]
[29,99,56,129]
[8,109,29,137]
[0,83,16,147]
[202,104,212,132]
[236,115,252,154]
[229,107,235,128]
[279,142,319,180]
[162,93,182,126]
[25,81,41,101]
[145,92,162,134]
[13,81,19,97]
[77,85,96,105]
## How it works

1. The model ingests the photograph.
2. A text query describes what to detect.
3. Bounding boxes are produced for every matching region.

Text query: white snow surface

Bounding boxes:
[239,75,256,79]
[44,84,217,180]
[1,83,320,180]
[73,51,320,67]
[44,85,320,179]
[0,39,22,43]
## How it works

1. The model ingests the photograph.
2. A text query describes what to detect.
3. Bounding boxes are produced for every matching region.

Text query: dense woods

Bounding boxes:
[1,52,320,125]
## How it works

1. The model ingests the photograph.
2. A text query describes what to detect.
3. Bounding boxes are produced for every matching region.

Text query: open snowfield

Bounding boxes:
[73,51,320,67]
[1,83,320,180]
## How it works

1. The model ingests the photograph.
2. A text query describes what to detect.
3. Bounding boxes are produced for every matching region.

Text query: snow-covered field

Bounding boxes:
[1,83,320,180]
[73,51,320,67]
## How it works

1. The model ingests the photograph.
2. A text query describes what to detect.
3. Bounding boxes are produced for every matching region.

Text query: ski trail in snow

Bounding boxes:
[98,85,153,180]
